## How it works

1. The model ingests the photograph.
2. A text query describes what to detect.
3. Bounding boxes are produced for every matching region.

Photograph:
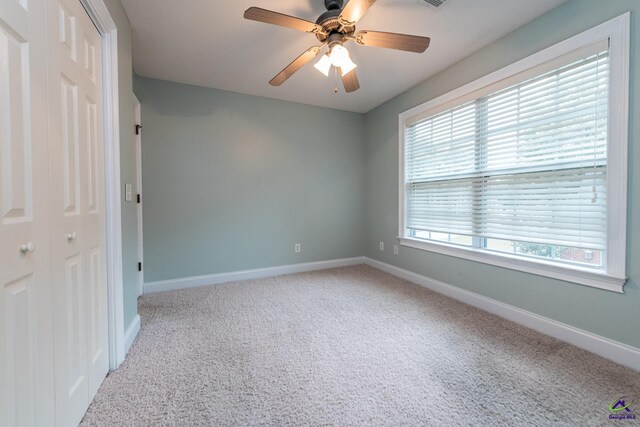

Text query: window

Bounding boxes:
[399,15,629,292]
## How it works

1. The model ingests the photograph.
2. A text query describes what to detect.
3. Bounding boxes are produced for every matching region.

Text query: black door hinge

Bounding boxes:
[135,124,142,135]
[137,194,141,204]
[138,262,142,272]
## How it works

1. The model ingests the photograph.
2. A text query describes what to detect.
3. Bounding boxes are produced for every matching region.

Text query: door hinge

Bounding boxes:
[138,262,142,272]
[135,124,142,135]
[137,194,141,204]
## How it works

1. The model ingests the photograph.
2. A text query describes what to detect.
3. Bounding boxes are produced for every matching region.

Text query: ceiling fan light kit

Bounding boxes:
[314,37,358,77]
[243,0,431,93]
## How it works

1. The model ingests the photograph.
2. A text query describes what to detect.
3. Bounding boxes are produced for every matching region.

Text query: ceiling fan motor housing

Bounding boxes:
[316,0,355,43]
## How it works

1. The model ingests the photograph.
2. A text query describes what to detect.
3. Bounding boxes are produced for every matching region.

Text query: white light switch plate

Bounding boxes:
[125,184,132,202]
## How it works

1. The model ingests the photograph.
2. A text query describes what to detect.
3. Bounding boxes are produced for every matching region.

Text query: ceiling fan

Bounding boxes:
[243,0,431,93]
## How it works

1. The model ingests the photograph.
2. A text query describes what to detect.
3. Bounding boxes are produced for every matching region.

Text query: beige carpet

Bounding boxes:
[81,265,640,426]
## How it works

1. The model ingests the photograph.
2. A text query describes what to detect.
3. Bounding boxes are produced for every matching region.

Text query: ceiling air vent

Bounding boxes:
[420,0,449,8]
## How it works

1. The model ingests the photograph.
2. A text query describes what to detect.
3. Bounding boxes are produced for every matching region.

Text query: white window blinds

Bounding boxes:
[405,45,609,250]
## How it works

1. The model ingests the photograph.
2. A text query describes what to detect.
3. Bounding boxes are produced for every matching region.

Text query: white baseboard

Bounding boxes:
[124,314,141,356]
[143,257,365,294]
[364,257,640,371]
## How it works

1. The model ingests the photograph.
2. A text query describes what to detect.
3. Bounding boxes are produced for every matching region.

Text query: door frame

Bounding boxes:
[79,0,126,370]
[133,94,144,296]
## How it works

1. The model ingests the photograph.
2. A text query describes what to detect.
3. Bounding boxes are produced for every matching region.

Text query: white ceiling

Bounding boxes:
[122,0,567,113]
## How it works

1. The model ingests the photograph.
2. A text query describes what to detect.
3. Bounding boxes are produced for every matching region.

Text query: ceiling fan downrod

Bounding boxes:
[325,0,343,11]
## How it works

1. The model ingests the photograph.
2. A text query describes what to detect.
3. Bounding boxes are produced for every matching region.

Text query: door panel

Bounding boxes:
[0,0,54,424]
[64,252,87,401]
[60,75,81,216]
[87,246,105,366]
[0,27,29,223]
[49,0,108,424]
[58,2,77,61]
[2,274,36,426]
[86,98,98,213]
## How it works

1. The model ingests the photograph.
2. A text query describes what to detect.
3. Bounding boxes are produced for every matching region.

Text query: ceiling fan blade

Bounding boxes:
[244,7,325,34]
[339,68,360,93]
[269,46,323,87]
[355,30,430,53]
[339,0,378,26]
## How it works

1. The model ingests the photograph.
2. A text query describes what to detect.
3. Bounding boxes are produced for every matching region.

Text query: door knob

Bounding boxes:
[66,232,77,242]
[20,242,35,254]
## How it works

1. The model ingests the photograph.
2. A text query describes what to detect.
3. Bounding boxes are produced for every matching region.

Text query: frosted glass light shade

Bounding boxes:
[314,54,332,77]
[330,45,357,76]
[329,45,349,66]
[339,56,357,75]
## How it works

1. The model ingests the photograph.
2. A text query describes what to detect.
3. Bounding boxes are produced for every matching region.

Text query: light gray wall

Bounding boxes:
[364,0,639,349]
[134,77,365,282]
[104,0,138,327]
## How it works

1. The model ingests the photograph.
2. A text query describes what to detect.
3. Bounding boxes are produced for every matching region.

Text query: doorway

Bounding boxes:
[134,95,144,296]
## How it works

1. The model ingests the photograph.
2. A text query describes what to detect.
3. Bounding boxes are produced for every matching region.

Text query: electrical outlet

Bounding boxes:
[379,241,384,251]
[394,244,399,255]
[294,243,301,253]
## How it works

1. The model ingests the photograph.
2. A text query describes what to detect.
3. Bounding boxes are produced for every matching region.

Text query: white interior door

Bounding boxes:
[0,0,55,425]
[47,0,109,424]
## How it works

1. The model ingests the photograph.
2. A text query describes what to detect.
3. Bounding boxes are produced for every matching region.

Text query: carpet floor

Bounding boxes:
[81,265,640,426]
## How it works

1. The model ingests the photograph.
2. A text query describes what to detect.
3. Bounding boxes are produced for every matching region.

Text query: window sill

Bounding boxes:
[398,237,626,293]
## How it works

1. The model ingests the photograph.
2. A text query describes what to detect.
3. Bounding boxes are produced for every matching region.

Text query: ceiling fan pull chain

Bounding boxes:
[333,67,339,93]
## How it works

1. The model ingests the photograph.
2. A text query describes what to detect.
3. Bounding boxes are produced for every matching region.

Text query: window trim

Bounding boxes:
[398,13,629,293]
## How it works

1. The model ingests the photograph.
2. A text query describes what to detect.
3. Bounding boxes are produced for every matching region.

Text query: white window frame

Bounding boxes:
[398,13,629,293]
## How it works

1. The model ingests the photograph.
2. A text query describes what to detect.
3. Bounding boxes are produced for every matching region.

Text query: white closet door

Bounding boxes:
[78,2,109,401]
[0,0,54,425]
[47,0,108,424]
